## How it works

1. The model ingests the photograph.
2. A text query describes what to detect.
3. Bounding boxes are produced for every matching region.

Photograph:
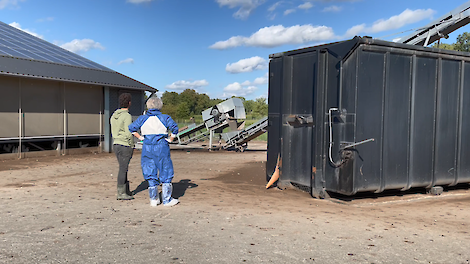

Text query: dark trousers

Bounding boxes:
[114,144,134,185]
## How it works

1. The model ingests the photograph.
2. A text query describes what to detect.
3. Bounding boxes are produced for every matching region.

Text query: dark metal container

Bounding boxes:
[267,36,470,197]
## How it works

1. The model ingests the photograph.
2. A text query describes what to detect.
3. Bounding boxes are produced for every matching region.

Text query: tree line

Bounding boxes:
[157,89,268,120]
[432,32,470,51]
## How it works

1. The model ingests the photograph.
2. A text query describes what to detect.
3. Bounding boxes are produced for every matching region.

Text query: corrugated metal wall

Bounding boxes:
[0,75,104,140]
[0,76,19,138]
[22,78,64,137]
[268,38,470,197]
[65,83,103,136]
[340,46,470,194]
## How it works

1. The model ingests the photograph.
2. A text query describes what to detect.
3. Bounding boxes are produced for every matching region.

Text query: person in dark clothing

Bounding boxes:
[110,93,134,200]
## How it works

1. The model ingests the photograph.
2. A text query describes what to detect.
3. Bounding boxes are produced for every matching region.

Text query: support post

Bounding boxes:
[63,109,67,155]
[103,86,112,153]
[18,108,22,159]
[63,82,67,155]
[99,110,103,153]
[56,141,61,156]
[18,79,22,159]
[209,129,214,151]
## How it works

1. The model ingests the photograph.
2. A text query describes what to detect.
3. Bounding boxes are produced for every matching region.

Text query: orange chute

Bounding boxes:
[266,155,280,189]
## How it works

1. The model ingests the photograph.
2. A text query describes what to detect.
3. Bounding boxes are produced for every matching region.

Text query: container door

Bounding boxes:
[267,58,283,180]
[280,53,316,188]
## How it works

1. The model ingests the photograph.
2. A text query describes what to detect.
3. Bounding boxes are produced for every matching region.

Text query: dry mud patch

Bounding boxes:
[1,144,469,264]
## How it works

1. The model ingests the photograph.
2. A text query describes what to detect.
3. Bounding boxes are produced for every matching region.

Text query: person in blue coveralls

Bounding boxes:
[128,96,179,207]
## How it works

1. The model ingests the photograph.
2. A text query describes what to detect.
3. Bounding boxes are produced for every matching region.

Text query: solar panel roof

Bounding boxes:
[0,21,155,91]
[0,22,111,71]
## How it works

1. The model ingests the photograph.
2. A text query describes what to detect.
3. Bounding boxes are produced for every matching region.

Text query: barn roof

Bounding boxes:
[0,21,155,91]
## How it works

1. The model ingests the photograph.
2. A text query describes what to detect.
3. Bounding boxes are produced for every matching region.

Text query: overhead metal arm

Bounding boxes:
[397,1,470,46]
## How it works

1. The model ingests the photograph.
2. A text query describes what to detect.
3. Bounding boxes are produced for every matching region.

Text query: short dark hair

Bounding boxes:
[119,93,132,108]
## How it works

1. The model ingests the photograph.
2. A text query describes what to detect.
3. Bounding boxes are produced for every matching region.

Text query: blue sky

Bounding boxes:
[1,0,469,100]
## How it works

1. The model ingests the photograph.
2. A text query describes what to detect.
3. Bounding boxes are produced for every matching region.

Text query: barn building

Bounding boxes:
[0,21,155,159]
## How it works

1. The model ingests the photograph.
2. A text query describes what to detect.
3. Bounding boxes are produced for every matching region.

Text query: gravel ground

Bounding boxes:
[1,142,469,264]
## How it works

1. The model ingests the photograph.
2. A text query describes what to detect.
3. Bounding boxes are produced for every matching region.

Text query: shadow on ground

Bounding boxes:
[325,183,470,202]
[132,179,198,198]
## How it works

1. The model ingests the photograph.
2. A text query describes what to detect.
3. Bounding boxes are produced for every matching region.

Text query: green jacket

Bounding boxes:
[110,109,134,147]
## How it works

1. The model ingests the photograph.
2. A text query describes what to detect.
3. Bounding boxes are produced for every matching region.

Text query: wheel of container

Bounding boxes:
[319,189,330,199]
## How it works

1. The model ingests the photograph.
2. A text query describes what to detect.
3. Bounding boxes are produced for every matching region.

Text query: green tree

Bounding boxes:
[162,91,179,106]
[161,104,177,117]
[210,98,224,106]
[194,93,211,114]
[454,32,470,52]
[431,42,455,51]
[158,90,260,120]
[175,102,191,119]
[252,97,268,117]
[243,99,255,115]
[179,89,198,115]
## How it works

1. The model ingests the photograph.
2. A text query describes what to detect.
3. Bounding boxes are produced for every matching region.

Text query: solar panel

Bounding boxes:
[0,21,112,72]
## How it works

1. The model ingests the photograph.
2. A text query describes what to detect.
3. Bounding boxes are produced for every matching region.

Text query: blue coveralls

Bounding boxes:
[128,109,179,204]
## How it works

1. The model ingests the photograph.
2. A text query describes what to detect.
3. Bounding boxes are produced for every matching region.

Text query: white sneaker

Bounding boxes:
[150,199,161,207]
[163,199,179,207]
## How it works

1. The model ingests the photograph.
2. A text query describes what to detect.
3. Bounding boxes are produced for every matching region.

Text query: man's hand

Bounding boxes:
[165,135,175,143]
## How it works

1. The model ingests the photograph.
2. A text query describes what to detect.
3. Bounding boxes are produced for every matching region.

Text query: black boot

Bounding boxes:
[125,181,133,196]
[117,184,134,200]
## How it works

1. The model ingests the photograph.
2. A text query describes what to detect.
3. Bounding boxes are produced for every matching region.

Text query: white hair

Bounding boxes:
[146,96,163,110]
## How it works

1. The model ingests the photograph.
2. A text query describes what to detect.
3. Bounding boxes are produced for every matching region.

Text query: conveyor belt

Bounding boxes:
[397,2,470,46]
[221,117,268,152]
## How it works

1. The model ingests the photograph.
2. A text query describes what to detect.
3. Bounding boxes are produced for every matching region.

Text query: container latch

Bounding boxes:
[286,115,314,127]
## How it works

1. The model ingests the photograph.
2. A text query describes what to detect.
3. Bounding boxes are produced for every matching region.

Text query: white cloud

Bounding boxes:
[222,73,268,97]
[298,2,313,10]
[216,0,265,20]
[9,22,44,39]
[118,58,134,65]
[60,39,105,54]
[252,73,268,85]
[284,9,296,15]
[223,82,258,97]
[165,80,209,91]
[345,9,436,37]
[312,0,358,2]
[270,1,312,20]
[268,1,282,12]
[126,0,153,3]
[370,9,435,33]
[211,36,245,49]
[268,13,277,20]
[210,24,336,49]
[241,73,268,86]
[344,24,365,37]
[0,0,23,9]
[224,82,244,91]
[223,73,268,97]
[322,5,342,12]
[36,17,54,22]
[226,56,267,73]
[267,1,282,20]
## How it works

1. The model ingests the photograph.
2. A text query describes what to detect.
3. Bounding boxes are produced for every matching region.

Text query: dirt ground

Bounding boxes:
[1,142,469,264]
